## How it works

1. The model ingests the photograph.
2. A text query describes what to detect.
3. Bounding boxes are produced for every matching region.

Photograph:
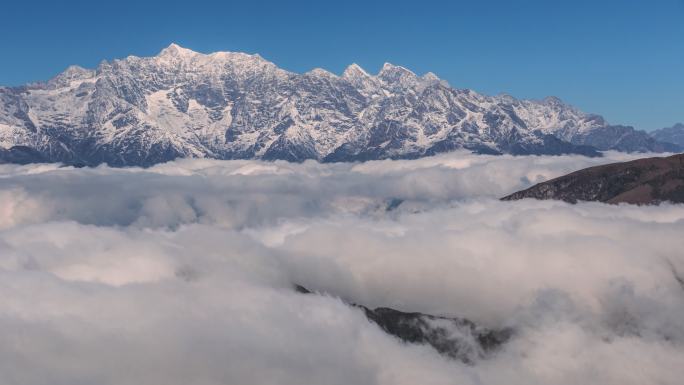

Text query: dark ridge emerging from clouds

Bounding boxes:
[502,153,684,204]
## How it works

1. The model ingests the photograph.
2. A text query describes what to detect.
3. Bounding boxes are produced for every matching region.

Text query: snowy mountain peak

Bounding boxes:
[421,72,440,82]
[342,63,370,80]
[496,93,517,104]
[541,96,564,106]
[420,72,448,88]
[377,63,420,89]
[379,62,415,77]
[307,68,337,78]
[47,65,96,88]
[61,65,93,77]
[158,43,197,58]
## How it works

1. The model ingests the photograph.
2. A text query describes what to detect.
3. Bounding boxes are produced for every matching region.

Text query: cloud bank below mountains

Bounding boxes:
[1,151,683,385]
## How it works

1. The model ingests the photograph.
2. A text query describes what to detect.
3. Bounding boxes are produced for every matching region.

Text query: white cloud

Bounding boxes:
[0,151,682,385]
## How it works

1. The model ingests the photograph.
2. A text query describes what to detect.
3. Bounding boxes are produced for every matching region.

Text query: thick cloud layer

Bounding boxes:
[1,151,683,385]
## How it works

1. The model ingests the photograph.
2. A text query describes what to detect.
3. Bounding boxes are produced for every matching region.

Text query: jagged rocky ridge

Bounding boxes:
[0,43,679,166]
[502,153,684,204]
[294,285,512,364]
[651,123,684,149]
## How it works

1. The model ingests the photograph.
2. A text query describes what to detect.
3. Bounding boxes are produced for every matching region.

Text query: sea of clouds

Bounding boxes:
[1,151,683,385]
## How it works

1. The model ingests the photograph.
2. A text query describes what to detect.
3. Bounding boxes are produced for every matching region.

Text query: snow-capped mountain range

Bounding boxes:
[0,44,679,166]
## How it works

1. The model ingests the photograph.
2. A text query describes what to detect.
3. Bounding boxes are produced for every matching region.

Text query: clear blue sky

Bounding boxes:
[2,0,683,130]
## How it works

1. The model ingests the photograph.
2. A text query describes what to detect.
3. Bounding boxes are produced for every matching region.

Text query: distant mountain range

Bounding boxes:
[651,123,684,149]
[502,153,684,205]
[0,44,680,166]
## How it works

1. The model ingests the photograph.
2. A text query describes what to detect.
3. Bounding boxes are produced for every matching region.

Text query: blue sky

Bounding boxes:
[2,0,682,130]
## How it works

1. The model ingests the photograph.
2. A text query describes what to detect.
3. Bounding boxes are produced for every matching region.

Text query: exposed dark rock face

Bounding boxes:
[501,153,684,204]
[294,285,512,363]
[651,123,684,149]
[574,124,680,153]
[0,145,47,164]
[499,130,601,157]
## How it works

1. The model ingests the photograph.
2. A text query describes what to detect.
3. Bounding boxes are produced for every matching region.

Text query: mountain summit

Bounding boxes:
[0,44,678,166]
[651,123,684,149]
